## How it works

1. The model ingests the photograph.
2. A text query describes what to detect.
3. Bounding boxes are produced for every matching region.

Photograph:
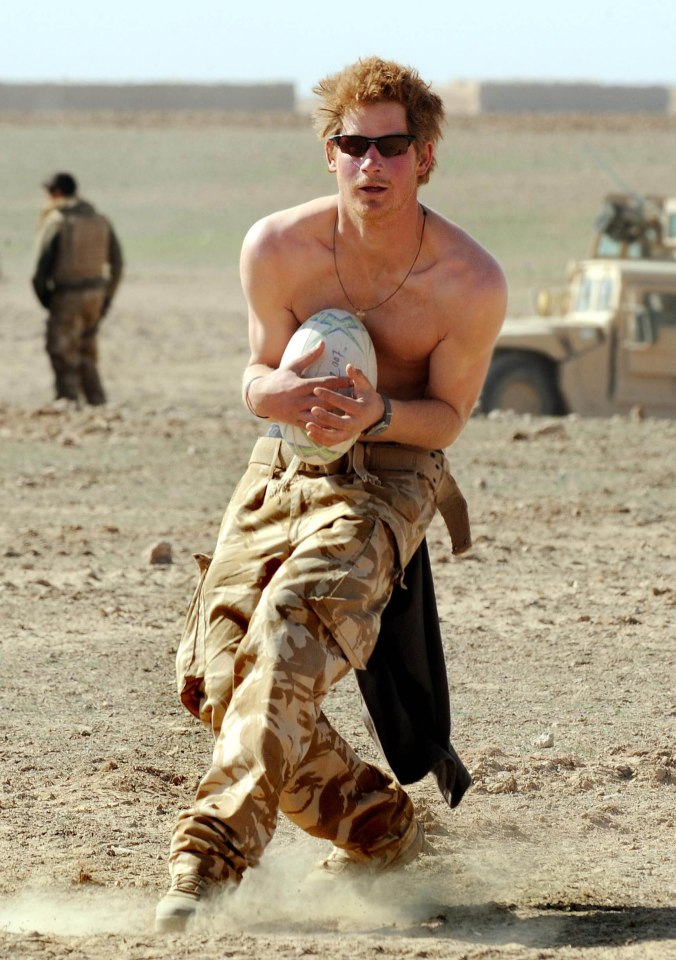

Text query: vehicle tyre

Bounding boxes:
[480,352,565,416]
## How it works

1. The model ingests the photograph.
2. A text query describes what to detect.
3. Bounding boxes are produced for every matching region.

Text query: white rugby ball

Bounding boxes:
[278,308,378,465]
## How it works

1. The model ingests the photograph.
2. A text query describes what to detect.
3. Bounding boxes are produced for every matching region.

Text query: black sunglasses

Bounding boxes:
[328,134,416,159]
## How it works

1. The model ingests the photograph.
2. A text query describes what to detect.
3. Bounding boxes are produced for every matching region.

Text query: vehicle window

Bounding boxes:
[575,276,614,313]
[598,278,614,311]
[667,213,676,243]
[576,277,593,311]
[639,292,676,342]
[650,293,676,328]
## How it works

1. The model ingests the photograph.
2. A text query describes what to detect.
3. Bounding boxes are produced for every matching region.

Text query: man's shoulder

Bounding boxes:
[429,211,504,293]
[35,207,65,247]
[243,196,336,257]
[40,206,65,227]
[422,210,506,343]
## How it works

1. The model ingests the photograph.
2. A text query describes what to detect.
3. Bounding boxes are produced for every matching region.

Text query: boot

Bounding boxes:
[155,873,214,933]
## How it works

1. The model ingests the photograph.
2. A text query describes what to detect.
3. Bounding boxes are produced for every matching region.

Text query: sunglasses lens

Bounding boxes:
[378,136,413,157]
[337,136,369,157]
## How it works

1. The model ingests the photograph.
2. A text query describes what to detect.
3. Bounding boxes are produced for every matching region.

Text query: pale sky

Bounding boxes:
[1,0,674,98]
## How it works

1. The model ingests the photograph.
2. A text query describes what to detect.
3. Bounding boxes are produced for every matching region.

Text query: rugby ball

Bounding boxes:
[278,308,378,465]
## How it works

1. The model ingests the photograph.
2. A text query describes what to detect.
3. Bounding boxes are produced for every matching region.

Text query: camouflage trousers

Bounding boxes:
[169,437,446,883]
[45,288,107,405]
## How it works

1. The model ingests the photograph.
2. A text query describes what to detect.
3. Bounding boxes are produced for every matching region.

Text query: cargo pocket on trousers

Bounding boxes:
[175,552,212,719]
[305,516,396,672]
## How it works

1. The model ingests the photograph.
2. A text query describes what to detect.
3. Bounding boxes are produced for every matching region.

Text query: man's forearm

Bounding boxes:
[242,365,275,417]
[371,396,465,451]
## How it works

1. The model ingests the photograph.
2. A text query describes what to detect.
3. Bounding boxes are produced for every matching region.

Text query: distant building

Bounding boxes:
[434,81,481,116]
[436,81,674,116]
[479,82,670,115]
[0,82,296,113]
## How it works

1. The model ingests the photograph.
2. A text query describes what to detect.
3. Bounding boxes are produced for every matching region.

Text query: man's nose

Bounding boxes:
[359,144,383,166]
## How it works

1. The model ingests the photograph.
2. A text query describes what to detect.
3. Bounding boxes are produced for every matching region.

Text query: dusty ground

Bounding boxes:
[0,267,674,960]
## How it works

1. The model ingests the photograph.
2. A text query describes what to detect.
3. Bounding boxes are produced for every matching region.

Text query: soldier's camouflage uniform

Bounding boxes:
[169,435,459,884]
[32,197,123,405]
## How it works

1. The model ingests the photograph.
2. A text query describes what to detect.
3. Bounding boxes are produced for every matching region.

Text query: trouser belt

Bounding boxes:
[250,436,472,555]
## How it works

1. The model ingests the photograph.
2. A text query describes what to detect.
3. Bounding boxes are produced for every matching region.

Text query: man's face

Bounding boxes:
[326,101,433,221]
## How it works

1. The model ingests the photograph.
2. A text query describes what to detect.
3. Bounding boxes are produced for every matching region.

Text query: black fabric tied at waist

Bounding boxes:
[356,538,472,810]
[255,432,473,809]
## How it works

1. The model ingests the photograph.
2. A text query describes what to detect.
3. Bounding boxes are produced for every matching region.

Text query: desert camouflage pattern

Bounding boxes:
[169,437,447,882]
[46,288,107,404]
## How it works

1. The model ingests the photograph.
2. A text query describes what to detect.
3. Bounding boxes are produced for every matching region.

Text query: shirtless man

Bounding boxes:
[156,56,506,932]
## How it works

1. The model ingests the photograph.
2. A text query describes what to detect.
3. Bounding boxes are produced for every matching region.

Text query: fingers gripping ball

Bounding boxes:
[279,309,378,465]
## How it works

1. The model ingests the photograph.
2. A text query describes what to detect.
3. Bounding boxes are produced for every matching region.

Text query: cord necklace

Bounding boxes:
[332,204,427,320]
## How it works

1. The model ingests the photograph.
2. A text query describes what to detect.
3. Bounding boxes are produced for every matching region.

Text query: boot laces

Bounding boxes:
[171,873,206,896]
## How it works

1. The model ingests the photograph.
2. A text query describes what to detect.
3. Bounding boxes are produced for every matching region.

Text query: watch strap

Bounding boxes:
[363,393,392,437]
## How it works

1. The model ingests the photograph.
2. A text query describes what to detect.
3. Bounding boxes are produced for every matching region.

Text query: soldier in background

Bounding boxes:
[32,172,124,406]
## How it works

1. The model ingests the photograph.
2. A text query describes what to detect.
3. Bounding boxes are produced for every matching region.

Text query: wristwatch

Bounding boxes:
[363,394,392,437]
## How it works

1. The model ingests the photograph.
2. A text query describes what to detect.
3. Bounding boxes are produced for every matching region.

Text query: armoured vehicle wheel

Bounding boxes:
[481,352,564,415]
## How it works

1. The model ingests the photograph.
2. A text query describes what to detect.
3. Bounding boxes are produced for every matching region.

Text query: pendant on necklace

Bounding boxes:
[356,309,366,320]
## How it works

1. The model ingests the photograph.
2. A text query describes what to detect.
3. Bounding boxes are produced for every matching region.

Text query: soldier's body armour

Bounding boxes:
[53,204,111,286]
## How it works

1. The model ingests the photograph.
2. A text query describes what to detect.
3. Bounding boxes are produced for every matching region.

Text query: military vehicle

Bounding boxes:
[480,193,676,417]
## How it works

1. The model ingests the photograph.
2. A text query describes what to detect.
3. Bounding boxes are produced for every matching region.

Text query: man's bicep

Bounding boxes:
[240,226,298,366]
[427,335,494,423]
[429,268,507,416]
[247,310,298,368]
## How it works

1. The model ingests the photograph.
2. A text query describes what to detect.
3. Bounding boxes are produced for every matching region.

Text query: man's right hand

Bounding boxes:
[246,341,352,426]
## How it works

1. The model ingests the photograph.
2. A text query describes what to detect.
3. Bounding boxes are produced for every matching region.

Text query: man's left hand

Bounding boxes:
[307,363,384,447]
